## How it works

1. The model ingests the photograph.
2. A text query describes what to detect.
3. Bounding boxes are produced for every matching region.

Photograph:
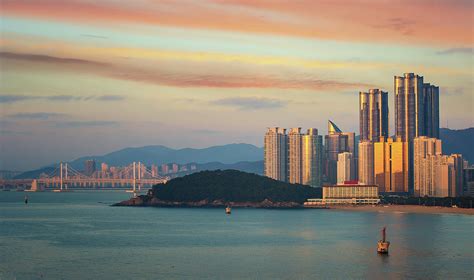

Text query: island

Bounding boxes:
[114,169,321,208]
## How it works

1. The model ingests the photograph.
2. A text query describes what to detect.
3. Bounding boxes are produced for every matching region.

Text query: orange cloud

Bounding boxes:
[2,0,472,47]
[1,51,376,91]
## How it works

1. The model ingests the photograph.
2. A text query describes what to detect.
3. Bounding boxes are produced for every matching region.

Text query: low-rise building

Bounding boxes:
[305,182,380,206]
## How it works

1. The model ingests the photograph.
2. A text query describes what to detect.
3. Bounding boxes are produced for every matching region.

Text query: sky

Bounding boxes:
[0,0,473,171]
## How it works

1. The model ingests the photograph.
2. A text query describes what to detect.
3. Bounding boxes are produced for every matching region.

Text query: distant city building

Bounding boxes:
[264,127,288,182]
[302,128,323,187]
[359,89,389,142]
[374,137,409,193]
[151,164,158,177]
[423,83,440,138]
[171,163,179,173]
[161,164,169,175]
[84,160,96,176]
[305,183,380,206]
[358,141,374,185]
[101,163,108,172]
[337,152,354,184]
[325,120,353,184]
[190,164,197,171]
[288,127,303,184]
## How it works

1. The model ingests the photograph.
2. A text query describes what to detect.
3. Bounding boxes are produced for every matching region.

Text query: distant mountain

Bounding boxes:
[67,143,263,170]
[440,128,474,163]
[15,144,264,179]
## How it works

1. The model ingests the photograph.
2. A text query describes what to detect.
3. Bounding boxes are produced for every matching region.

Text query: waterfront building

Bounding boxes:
[414,136,442,196]
[464,167,474,197]
[374,137,409,193]
[302,128,323,187]
[101,163,108,172]
[288,128,303,184]
[359,89,389,142]
[337,152,354,184]
[358,141,374,185]
[264,127,288,181]
[394,73,440,193]
[305,183,379,206]
[325,120,350,184]
[84,160,96,176]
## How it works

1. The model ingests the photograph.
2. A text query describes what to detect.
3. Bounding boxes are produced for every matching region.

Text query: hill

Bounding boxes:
[440,128,474,163]
[115,170,321,208]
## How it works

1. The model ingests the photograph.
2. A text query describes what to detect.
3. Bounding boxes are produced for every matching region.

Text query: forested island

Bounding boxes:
[114,170,321,208]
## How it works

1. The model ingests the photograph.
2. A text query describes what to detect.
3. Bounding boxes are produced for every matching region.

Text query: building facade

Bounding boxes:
[305,183,380,206]
[337,152,354,184]
[288,128,303,184]
[374,137,409,193]
[302,128,323,187]
[358,141,374,185]
[423,84,440,138]
[84,160,96,176]
[264,127,288,181]
[359,89,389,142]
[413,136,442,196]
[325,120,351,184]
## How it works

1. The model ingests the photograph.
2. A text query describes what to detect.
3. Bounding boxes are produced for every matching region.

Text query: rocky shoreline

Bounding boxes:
[113,196,304,208]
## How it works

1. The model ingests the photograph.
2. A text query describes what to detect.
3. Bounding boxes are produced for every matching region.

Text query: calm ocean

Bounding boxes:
[0,191,473,279]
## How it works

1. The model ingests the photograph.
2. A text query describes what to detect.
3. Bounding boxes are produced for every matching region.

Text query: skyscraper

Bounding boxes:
[423,84,440,138]
[359,89,389,142]
[84,159,96,176]
[337,152,354,184]
[358,141,374,185]
[264,127,288,181]
[325,120,350,184]
[394,73,440,193]
[288,128,303,184]
[374,137,409,193]
[302,128,323,187]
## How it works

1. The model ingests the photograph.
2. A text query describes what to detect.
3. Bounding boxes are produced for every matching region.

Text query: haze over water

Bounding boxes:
[0,192,472,279]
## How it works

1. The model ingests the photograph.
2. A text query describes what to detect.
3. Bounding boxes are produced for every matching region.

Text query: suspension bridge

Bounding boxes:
[1,162,169,195]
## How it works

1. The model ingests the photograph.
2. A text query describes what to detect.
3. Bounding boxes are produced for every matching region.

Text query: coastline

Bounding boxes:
[328,204,474,216]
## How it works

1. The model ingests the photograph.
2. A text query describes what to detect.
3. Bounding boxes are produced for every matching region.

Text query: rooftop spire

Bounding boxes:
[328,120,342,134]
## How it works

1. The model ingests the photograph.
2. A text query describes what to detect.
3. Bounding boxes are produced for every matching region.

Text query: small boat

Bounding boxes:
[377,227,390,254]
[225,206,231,215]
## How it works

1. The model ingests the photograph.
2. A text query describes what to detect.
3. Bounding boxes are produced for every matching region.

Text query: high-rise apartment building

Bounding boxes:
[394,73,440,193]
[84,160,96,176]
[171,163,179,173]
[161,164,169,175]
[413,136,442,196]
[325,120,352,184]
[359,89,389,142]
[264,127,288,181]
[302,128,323,187]
[358,141,374,185]
[288,128,303,184]
[337,152,354,184]
[374,137,409,193]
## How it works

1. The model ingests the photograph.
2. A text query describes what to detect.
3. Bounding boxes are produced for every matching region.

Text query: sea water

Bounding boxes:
[0,191,473,279]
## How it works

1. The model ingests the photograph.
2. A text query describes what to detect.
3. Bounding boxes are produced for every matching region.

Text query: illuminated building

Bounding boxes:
[305,183,380,206]
[325,120,354,184]
[374,137,409,193]
[161,164,169,175]
[264,127,288,182]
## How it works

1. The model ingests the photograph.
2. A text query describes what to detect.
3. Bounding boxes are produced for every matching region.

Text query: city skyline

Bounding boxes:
[1,0,473,170]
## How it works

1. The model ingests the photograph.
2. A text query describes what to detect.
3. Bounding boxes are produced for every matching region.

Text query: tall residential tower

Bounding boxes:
[359,89,389,142]
[264,127,288,181]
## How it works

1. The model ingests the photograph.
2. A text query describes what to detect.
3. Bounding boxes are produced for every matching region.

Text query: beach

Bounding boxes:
[329,204,474,215]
